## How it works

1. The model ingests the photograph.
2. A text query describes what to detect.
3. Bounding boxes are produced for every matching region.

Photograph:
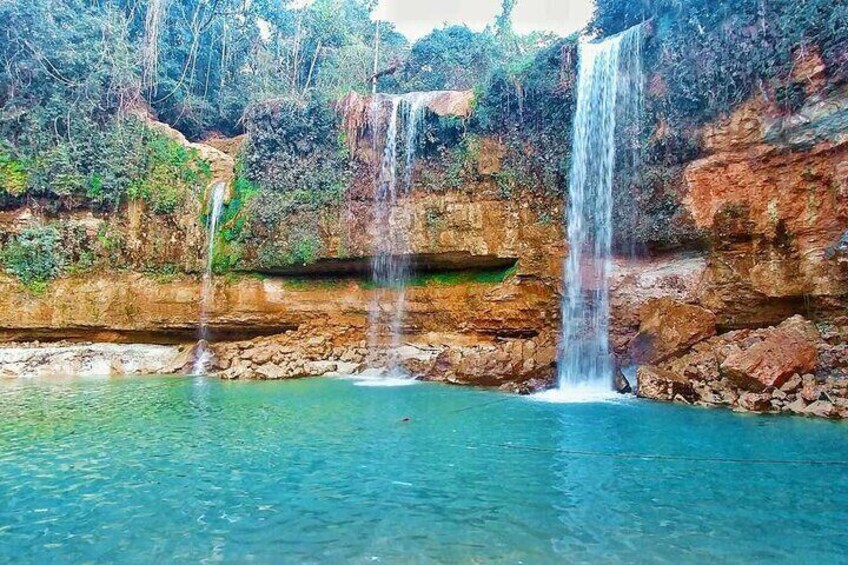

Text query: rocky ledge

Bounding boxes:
[633,302,848,419]
[0,342,181,378]
[178,321,558,392]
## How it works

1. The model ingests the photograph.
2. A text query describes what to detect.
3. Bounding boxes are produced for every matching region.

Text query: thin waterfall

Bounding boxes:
[193,181,227,375]
[558,26,643,394]
[366,92,438,374]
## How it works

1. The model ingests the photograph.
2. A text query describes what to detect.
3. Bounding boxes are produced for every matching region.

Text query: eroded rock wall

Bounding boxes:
[1,79,847,397]
[684,84,848,329]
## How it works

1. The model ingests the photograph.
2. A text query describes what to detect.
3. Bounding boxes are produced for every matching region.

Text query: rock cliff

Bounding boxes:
[1,81,847,417]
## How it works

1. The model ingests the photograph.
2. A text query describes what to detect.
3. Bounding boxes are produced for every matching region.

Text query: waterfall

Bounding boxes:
[557,26,643,396]
[366,92,438,375]
[193,181,227,375]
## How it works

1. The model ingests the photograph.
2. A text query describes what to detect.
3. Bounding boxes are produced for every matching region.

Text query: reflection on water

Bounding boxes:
[0,376,846,563]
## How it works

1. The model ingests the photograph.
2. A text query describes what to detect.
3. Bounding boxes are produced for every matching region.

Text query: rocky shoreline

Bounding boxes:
[632,304,848,419]
[3,306,847,422]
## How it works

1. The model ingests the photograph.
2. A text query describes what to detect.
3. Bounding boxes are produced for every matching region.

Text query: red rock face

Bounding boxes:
[720,317,820,391]
[629,298,717,364]
[683,85,848,328]
[636,365,696,403]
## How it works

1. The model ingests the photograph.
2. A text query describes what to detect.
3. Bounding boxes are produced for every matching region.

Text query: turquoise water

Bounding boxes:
[1,377,847,563]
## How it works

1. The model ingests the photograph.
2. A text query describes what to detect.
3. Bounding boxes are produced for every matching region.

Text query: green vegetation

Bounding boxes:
[127,131,211,214]
[242,98,351,214]
[0,112,209,212]
[208,169,260,274]
[0,151,28,197]
[1,226,68,291]
[1,0,845,274]
[397,26,501,92]
[257,227,323,270]
[469,38,579,197]
[362,264,518,289]
[409,265,518,287]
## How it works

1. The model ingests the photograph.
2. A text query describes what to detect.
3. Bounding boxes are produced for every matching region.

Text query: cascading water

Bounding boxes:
[366,92,438,376]
[555,26,644,398]
[193,181,227,375]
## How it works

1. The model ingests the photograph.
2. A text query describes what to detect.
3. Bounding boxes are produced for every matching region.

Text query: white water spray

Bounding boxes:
[556,26,643,398]
[366,92,441,375]
[193,181,227,375]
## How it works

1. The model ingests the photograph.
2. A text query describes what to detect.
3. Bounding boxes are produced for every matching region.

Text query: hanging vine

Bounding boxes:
[142,0,168,90]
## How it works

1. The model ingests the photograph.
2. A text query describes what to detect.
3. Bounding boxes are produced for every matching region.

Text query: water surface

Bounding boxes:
[1,376,846,563]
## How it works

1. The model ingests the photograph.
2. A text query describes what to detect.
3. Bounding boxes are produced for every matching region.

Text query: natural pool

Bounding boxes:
[1,376,846,563]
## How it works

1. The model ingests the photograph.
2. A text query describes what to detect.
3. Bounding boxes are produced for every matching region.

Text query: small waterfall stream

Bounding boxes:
[366,92,438,375]
[193,181,227,374]
[556,26,644,397]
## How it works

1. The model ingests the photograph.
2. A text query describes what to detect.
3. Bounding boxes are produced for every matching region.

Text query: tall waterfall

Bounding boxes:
[193,181,227,375]
[557,26,643,395]
[367,92,437,374]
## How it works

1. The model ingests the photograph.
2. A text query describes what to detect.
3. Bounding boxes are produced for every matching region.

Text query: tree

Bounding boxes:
[398,26,500,91]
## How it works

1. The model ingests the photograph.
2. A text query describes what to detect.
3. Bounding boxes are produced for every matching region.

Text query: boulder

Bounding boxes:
[780,373,803,393]
[162,341,212,374]
[614,368,633,394]
[246,346,276,365]
[785,398,808,414]
[720,316,819,392]
[254,363,285,380]
[629,298,717,364]
[802,400,838,419]
[737,392,773,412]
[305,361,338,376]
[636,366,695,403]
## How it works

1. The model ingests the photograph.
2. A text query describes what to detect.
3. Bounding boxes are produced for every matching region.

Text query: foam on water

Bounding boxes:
[532,386,627,404]
[347,367,419,387]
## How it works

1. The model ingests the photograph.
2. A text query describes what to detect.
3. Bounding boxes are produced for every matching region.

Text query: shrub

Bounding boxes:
[1,225,68,287]
[128,131,212,214]
[0,152,27,197]
[257,225,322,269]
[468,37,578,196]
[398,25,501,91]
[242,96,351,217]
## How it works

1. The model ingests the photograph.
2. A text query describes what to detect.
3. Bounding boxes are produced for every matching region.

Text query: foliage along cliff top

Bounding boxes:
[2,0,844,206]
[0,0,846,282]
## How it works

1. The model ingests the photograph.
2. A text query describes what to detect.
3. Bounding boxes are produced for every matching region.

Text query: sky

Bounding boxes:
[372,0,595,40]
